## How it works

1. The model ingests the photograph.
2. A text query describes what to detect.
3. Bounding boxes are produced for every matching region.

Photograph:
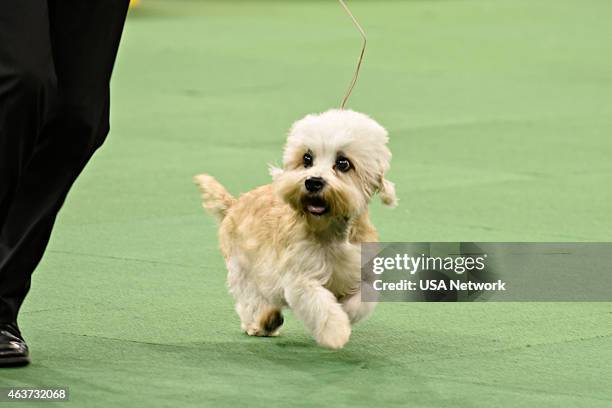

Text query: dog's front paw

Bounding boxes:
[316,313,351,349]
[342,292,377,324]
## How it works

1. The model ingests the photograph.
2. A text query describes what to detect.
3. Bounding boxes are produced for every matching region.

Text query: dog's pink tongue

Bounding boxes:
[307,205,326,214]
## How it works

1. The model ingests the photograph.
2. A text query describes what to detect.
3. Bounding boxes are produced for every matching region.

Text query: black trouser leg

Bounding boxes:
[0,0,129,325]
[0,1,56,229]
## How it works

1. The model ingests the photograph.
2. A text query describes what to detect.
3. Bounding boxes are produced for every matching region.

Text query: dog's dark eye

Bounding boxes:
[303,152,313,168]
[335,156,351,172]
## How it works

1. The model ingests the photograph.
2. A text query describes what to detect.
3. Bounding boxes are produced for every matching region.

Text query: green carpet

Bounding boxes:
[1,1,611,406]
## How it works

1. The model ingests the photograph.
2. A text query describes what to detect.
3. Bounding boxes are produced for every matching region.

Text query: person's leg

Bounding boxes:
[0,0,128,334]
[0,1,56,229]
[0,0,56,367]
[0,0,56,320]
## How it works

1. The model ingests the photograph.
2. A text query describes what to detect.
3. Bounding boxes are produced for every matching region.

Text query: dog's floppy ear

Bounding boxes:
[378,176,397,207]
[268,164,283,180]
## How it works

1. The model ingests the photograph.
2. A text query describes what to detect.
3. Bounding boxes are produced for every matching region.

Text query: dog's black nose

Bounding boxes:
[305,177,326,193]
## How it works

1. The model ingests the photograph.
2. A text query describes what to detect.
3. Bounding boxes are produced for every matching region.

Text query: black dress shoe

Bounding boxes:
[0,323,30,367]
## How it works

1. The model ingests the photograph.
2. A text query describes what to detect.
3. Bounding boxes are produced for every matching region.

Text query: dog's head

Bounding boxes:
[272,109,396,228]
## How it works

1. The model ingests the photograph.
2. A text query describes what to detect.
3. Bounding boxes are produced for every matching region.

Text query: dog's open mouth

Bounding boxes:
[303,196,329,216]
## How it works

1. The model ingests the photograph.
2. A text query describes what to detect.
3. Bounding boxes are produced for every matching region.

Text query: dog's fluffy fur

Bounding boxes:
[194,109,395,349]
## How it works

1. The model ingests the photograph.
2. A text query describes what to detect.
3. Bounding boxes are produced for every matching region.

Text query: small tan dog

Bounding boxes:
[194,109,395,349]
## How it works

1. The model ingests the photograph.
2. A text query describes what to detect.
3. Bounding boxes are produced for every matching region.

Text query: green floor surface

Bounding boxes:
[1,1,611,407]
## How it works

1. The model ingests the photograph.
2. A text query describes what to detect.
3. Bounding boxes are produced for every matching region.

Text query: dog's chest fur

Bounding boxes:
[220,184,379,302]
[317,241,362,298]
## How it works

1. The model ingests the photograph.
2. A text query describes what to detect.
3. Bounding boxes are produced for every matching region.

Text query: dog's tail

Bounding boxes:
[193,174,236,222]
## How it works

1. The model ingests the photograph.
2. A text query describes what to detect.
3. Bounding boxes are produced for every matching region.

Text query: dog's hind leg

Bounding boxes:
[227,256,284,337]
[255,306,284,337]
[238,299,284,337]
[229,273,283,336]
